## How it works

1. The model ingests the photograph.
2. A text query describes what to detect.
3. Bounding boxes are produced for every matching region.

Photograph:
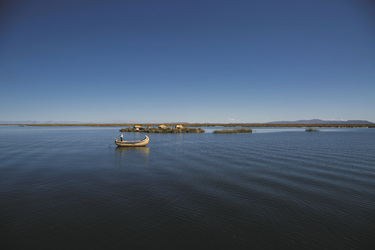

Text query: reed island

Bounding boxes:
[120,125,205,133]
[213,128,253,134]
[305,128,319,132]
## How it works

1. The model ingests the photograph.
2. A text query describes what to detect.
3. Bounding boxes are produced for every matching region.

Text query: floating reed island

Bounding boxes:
[120,125,205,133]
[213,128,253,134]
[305,128,319,132]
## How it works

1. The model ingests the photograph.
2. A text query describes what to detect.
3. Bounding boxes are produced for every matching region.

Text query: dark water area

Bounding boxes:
[1,126,375,249]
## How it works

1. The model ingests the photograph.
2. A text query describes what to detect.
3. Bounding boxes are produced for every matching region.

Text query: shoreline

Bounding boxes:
[1,123,374,128]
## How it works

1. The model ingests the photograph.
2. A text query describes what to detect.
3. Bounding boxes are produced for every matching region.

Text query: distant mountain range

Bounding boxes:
[267,119,373,124]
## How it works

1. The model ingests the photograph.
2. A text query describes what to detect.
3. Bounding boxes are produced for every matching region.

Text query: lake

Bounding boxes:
[1,126,374,249]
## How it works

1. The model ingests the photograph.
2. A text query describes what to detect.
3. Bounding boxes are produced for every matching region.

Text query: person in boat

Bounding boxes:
[120,133,123,141]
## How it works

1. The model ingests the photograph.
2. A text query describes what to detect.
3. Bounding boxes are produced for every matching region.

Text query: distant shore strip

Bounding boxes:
[5,123,374,128]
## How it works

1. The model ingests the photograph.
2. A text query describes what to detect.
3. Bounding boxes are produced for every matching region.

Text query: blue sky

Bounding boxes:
[1,0,374,123]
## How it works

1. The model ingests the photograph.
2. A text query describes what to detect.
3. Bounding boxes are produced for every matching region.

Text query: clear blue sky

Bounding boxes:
[1,0,374,123]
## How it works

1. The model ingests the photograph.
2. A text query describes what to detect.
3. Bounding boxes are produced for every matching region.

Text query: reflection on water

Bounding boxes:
[115,147,149,167]
[115,146,150,157]
[172,132,185,145]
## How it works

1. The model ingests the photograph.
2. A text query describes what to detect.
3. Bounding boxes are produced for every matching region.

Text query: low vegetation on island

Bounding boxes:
[305,128,319,132]
[213,128,253,134]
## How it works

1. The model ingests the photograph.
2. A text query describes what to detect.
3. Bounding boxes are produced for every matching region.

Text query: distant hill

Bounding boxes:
[267,119,373,124]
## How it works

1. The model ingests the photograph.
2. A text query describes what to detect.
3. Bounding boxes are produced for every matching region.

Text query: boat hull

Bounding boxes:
[115,135,149,147]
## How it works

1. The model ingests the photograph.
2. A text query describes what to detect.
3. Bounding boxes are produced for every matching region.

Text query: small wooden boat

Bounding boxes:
[115,135,149,147]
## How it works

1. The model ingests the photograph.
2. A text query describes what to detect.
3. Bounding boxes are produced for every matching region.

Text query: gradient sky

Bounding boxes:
[1,0,374,123]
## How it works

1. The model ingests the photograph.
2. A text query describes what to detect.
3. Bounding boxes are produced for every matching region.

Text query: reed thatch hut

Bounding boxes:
[134,125,142,131]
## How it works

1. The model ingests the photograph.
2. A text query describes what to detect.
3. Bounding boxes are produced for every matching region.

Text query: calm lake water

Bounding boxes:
[1,126,375,249]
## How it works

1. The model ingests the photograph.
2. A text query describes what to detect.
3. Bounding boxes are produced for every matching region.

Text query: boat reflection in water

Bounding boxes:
[115,147,150,168]
[115,146,149,157]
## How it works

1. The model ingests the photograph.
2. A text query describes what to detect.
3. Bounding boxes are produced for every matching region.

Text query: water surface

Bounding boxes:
[1,126,374,249]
